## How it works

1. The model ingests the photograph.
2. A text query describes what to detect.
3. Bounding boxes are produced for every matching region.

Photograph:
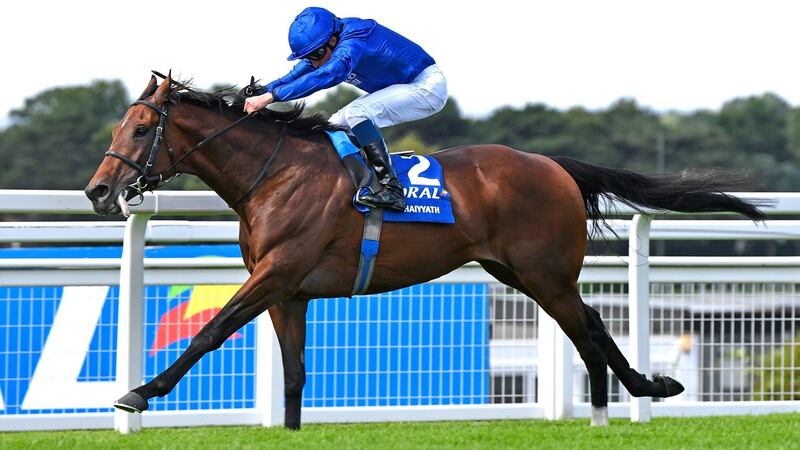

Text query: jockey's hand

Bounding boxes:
[244,93,274,113]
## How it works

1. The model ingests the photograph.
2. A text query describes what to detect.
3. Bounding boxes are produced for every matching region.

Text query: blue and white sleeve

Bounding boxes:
[271,44,362,102]
[263,60,315,94]
[271,59,353,102]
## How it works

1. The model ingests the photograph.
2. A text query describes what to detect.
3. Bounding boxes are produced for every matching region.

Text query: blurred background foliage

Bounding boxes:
[1,81,798,192]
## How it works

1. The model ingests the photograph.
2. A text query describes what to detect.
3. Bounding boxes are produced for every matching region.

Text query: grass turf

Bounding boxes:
[2,414,799,449]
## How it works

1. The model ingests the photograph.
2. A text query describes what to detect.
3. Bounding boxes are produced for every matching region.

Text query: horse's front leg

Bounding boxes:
[268,300,309,430]
[114,263,294,413]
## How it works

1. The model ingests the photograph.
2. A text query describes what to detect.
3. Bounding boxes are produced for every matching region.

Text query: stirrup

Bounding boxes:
[355,186,376,204]
[355,187,405,212]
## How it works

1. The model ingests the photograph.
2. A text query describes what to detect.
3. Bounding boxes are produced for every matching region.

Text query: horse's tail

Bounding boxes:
[549,156,767,230]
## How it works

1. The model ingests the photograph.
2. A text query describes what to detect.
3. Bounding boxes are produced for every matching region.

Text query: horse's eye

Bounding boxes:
[134,126,149,137]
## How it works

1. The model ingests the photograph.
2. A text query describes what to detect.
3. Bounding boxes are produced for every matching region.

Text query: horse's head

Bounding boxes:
[86,72,343,215]
[85,73,177,215]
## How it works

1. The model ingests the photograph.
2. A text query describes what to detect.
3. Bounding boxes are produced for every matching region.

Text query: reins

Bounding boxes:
[165,111,259,178]
[229,122,288,208]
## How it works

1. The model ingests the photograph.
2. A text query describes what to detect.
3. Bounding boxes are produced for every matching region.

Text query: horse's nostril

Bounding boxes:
[88,184,110,201]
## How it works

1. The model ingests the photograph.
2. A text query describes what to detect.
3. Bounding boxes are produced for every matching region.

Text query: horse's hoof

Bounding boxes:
[591,406,609,426]
[653,375,685,397]
[114,391,149,413]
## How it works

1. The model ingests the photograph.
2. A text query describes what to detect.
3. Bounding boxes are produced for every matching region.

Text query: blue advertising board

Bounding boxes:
[0,245,489,415]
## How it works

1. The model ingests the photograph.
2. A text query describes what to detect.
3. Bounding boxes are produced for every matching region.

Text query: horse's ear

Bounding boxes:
[152,70,172,104]
[138,75,158,100]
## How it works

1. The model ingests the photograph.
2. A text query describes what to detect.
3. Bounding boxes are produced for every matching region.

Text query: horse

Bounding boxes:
[85,73,765,428]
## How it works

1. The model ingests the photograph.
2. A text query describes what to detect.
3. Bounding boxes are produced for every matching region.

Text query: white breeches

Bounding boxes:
[329,64,448,130]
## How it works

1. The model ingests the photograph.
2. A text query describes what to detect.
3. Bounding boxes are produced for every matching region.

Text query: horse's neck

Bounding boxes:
[172,108,340,214]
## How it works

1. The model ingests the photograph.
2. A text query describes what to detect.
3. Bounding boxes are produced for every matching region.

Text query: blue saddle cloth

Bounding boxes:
[326,131,455,224]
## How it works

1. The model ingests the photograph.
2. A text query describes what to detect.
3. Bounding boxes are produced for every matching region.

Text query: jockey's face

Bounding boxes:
[310,35,338,69]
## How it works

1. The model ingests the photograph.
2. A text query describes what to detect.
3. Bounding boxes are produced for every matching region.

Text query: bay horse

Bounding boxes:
[85,73,765,428]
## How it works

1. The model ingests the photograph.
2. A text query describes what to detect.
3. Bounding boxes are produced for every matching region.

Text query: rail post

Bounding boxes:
[629,214,652,422]
[538,306,574,419]
[114,213,151,433]
[256,314,285,426]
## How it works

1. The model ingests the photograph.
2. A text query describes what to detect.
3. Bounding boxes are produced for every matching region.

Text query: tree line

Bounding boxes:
[1,80,798,192]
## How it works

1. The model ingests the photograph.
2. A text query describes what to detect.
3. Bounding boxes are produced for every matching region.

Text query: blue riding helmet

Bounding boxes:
[287,7,339,61]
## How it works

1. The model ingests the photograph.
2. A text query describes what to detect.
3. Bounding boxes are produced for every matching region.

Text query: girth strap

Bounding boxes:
[342,152,385,296]
[352,208,383,296]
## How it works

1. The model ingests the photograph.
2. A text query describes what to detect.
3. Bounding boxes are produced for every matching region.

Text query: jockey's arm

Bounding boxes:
[243,58,348,113]
[270,53,354,103]
[263,60,315,94]
[245,43,359,112]
[244,60,315,113]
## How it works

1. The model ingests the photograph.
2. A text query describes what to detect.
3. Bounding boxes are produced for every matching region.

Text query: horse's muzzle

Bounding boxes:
[84,181,122,216]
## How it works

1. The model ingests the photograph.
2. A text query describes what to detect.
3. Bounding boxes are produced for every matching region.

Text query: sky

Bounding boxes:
[2,0,800,125]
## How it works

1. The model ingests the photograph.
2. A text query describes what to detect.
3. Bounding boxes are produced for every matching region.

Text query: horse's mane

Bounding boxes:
[154,80,344,135]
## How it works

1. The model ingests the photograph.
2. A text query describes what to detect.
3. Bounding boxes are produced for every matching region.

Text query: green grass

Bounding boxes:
[3,414,800,449]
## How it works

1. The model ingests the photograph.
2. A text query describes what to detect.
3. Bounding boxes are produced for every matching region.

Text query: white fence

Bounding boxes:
[0,190,798,432]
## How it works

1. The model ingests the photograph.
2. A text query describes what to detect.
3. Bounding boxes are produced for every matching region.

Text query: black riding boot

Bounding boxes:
[357,140,406,212]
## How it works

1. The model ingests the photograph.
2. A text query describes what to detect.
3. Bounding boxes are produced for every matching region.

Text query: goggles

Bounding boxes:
[305,44,333,61]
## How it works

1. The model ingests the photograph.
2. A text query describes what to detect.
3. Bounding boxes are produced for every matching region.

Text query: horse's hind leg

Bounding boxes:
[268,300,310,430]
[480,261,610,426]
[582,305,684,398]
[535,283,612,425]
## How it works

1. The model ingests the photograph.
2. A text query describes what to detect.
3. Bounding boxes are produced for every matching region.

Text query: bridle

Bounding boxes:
[104,97,285,209]
[104,99,177,202]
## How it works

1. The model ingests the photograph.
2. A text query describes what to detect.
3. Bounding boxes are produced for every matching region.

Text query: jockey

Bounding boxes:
[243,6,447,212]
